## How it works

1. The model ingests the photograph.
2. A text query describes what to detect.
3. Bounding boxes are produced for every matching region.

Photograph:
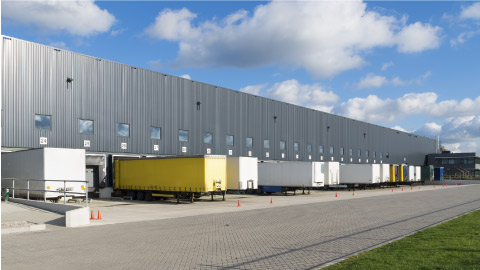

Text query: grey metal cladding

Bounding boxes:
[1,36,438,165]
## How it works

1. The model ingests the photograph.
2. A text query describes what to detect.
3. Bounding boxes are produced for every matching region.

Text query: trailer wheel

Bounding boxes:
[144,191,153,201]
[137,191,145,201]
[127,190,137,200]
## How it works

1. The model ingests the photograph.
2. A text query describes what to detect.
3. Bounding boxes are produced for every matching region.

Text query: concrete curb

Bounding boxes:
[2,223,46,234]
[8,198,90,227]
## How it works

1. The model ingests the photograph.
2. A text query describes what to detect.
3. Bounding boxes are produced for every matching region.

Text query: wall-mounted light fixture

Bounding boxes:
[363,133,367,138]
[66,77,74,89]
[273,116,277,123]
[196,101,201,110]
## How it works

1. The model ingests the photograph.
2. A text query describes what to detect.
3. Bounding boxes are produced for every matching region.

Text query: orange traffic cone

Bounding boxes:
[90,211,95,220]
[238,200,241,207]
[335,193,338,198]
[402,188,404,191]
[392,188,394,192]
[352,192,355,196]
[411,187,413,190]
[97,210,102,220]
[270,198,273,204]
[418,186,421,190]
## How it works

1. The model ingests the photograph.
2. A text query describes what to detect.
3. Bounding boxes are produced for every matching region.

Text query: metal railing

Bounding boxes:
[2,178,89,207]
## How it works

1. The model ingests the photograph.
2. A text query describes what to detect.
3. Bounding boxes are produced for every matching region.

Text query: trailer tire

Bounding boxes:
[127,190,137,200]
[137,191,145,201]
[144,191,153,201]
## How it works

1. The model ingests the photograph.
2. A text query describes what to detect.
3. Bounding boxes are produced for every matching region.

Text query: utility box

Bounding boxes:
[226,157,258,191]
[339,164,381,184]
[1,148,86,199]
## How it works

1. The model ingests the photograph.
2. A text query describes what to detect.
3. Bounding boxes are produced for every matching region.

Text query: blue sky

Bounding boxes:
[3,0,480,153]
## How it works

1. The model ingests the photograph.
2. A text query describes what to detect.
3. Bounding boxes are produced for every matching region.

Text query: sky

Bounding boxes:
[2,0,480,153]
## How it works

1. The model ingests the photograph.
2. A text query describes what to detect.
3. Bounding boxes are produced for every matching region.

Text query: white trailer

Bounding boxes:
[324,162,340,186]
[408,166,415,181]
[226,157,258,191]
[415,166,421,181]
[340,164,381,185]
[380,164,390,183]
[1,148,86,200]
[258,161,326,192]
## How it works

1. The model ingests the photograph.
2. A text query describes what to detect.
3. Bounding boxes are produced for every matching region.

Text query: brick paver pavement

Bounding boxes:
[2,185,480,270]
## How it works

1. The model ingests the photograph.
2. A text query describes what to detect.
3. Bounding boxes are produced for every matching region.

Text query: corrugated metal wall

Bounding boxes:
[1,36,438,165]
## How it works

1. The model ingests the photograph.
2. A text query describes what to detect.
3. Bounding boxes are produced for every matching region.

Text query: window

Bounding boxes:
[246,137,253,148]
[319,145,324,154]
[117,123,130,137]
[307,144,312,152]
[294,142,299,151]
[178,130,189,142]
[330,146,334,154]
[373,151,376,158]
[280,141,286,150]
[349,149,353,156]
[204,132,213,144]
[226,135,234,146]
[79,119,93,134]
[264,139,270,149]
[380,152,383,159]
[357,149,361,157]
[35,114,51,130]
[150,127,161,139]
[340,148,344,155]
[386,152,390,158]
[365,150,369,157]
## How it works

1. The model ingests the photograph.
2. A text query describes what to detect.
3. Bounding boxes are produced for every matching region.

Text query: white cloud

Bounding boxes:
[396,22,441,53]
[110,28,127,37]
[355,71,431,89]
[2,0,116,36]
[381,61,394,71]
[450,30,480,47]
[240,80,339,113]
[239,84,267,96]
[460,2,480,20]
[267,80,339,112]
[335,92,480,124]
[415,122,442,138]
[145,8,198,41]
[414,117,480,153]
[356,73,388,89]
[148,60,162,70]
[145,1,441,78]
[391,126,410,133]
[180,74,191,80]
[48,41,68,50]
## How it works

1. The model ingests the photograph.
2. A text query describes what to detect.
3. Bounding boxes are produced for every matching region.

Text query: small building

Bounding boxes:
[426,151,480,178]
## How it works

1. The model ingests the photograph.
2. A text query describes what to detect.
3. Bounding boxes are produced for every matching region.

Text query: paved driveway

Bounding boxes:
[2,185,480,270]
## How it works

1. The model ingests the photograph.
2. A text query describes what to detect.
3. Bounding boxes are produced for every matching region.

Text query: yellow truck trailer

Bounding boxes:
[114,155,227,202]
[389,165,397,183]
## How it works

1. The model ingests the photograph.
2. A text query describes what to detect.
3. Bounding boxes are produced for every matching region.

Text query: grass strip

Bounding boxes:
[325,209,480,270]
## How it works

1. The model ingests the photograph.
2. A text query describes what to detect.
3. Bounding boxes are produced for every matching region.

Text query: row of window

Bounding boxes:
[436,158,480,165]
[34,114,390,158]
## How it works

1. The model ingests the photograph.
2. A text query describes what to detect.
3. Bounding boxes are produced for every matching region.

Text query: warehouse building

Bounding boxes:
[1,36,438,196]
[427,151,480,178]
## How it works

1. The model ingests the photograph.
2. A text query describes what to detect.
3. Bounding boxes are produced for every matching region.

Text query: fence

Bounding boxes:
[2,178,89,207]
